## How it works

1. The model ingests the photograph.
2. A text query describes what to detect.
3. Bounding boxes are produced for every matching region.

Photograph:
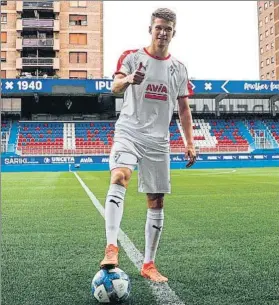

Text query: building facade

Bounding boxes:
[1,0,103,79]
[258,0,279,80]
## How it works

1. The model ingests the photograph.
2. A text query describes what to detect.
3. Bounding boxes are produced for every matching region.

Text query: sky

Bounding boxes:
[103,1,259,81]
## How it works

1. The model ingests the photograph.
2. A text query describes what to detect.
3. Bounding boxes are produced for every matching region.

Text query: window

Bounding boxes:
[261,74,265,79]
[260,47,264,54]
[271,56,274,63]
[69,33,87,44]
[260,34,263,41]
[1,70,6,78]
[70,1,86,7]
[269,1,273,6]
[69,52,87,63]
[1,1,7,5]
[266,58,270,65]
[266,43,270,51]
[265,16,269,23]
[265,30,269,37]
[270,12,273,20]
[69,15,87,26]
[271,42,274,48]
[69,70,87,79]
[261,61,264,67]
[1,13,7,23]
[264,1,268,9]
[271,27,274,34]
[259,20,263,27]
[259,6,262,13]
[1,51,6,62]
[1,32,7,43]
[267,72,270,79]
[272,70,275,77]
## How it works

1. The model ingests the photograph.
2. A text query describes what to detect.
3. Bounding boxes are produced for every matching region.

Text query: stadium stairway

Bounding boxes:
[237,121,254,148]
[64,123,76,151]
[8,122,18,146]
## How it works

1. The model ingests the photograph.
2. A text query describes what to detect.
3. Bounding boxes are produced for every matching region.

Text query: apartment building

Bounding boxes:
[1,0,103,79]
[258,0,279,80]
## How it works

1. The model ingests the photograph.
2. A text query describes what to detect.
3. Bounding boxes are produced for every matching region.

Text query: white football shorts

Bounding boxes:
[109,137,171,194]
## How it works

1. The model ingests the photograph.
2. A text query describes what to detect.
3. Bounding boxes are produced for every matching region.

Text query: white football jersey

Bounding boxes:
[114,47,190,152]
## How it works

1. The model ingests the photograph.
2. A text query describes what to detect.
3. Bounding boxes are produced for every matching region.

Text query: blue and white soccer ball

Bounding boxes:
[91,268,131,304]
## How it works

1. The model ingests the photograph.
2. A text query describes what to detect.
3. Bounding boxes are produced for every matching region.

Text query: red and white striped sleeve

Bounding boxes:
[113,49,138,78]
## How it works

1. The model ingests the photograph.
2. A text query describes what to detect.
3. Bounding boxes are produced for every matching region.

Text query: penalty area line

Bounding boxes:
[74,171,186,305]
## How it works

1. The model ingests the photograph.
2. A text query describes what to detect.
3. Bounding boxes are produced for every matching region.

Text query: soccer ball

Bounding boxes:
[91,268,131,304]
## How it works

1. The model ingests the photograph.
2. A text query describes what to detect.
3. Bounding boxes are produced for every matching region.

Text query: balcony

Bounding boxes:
[16,1,60,12]
[17,19,60,31]
[16,38,60,50]
[16,57,60,69]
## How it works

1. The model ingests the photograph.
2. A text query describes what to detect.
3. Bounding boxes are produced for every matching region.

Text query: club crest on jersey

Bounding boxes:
[144,83,168,101]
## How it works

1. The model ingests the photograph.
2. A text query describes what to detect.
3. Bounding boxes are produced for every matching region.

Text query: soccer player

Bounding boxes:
[100,8,196,283]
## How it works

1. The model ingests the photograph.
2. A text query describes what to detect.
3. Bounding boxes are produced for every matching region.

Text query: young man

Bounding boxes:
[100,8,196,283]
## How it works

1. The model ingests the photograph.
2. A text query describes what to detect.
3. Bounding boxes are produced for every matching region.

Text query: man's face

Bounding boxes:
[150,18,175,48]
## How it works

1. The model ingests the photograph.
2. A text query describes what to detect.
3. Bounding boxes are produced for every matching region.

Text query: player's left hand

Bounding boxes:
[185,145,197,168]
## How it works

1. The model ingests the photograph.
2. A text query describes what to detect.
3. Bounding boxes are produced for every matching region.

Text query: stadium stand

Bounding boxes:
[17,122,64,155]
[75,121,114,155]
[203,118,250,152]
[13,118,279,156]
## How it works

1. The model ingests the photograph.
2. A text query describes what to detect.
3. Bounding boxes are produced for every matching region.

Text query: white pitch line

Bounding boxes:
[172,169,237,176]
[74,172,186,305]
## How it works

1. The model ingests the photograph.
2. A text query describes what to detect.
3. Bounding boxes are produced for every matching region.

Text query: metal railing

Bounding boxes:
[1,132,10,153]
[22,38,54,47]
[23,1,54,9]
[17,146,112,156]
[16,145,251,156]
[22,57,54,66]
[19,75,57,79]
[22,18,54,28]
[171,146,250,153]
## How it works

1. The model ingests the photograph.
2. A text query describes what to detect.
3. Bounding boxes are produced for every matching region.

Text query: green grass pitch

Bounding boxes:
[2,168,279,305]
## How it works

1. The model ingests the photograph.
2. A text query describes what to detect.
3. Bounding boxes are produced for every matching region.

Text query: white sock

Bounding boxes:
[104,184,126,247]
[144,208,164,264]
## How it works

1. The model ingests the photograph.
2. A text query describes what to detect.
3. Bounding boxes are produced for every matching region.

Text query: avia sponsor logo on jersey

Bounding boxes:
[80,157,93,164]
[144,83,168,101]
[51,157,75,164]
